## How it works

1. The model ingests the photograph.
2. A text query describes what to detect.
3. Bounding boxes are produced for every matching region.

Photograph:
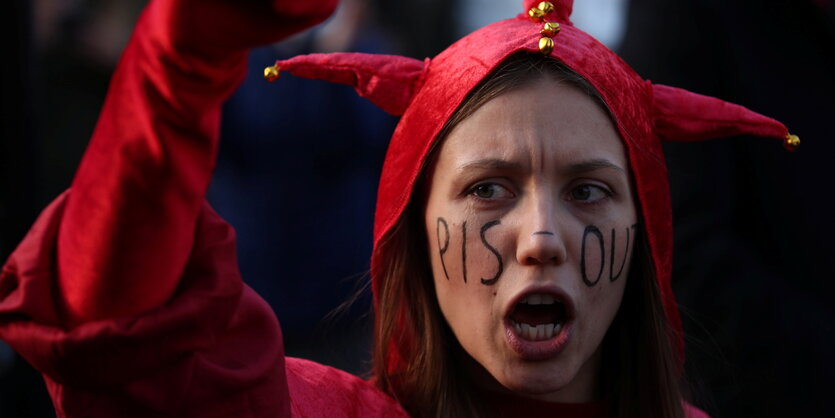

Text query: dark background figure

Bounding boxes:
[620,0,835,416]
[207,0,399,373]
[2,0,90,416]
[207,0,457,374]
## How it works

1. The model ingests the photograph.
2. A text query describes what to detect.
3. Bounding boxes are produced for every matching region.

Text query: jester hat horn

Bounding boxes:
[265,0,797,373]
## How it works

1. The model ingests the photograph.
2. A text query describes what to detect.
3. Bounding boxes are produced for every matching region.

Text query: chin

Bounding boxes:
[494,358,581,400]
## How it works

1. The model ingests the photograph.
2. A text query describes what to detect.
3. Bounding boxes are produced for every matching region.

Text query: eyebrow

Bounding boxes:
[563,158,625,175]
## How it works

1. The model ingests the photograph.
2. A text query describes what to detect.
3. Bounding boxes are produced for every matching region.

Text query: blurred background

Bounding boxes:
[1,0,832,416]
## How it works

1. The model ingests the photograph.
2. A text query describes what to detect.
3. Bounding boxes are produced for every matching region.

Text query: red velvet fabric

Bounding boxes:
[0,193,406,416]
[285,358,406,417]
[3,194,289,416]
[652,84,789,142]
[278,53,428,115]
[55,0,335,325]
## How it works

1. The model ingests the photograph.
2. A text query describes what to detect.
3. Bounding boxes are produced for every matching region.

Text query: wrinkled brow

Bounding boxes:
[457,158,624,175]
[457,159,524,172]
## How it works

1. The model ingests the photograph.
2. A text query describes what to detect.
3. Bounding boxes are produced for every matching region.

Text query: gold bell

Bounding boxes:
[784,133,800,151]
[263,65,280,82]
[538,37,555,55]
[538,1,555,14]
[540,21,560,37]
[528,7,545,22]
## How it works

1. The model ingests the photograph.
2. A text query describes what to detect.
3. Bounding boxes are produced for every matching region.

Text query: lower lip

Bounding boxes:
[504,320,572,361]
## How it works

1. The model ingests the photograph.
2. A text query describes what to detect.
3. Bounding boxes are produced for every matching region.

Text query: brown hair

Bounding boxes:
[372,53,686,417]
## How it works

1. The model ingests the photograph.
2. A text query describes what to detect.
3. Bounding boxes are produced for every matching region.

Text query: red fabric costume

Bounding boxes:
[0,0,788,416]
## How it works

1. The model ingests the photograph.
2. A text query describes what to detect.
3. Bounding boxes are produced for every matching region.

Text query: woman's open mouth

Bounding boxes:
[504,290,574,360]
[508,293,567,341]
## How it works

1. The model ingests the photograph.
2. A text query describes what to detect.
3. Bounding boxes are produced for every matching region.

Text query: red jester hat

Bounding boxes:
[266,0,798,373]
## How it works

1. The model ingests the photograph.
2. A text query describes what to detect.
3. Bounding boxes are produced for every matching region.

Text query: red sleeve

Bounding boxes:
[0,0,341,416]
[1,193,290,417]
[683,402,711,418]
[285,358,408,417]
[0,83,405,418]
[56,0,335,324]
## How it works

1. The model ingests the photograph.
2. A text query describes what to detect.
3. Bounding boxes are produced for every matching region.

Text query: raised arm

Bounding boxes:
[57,0,336,323]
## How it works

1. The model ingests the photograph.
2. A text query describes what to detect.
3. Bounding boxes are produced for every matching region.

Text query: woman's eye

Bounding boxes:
[469,183,513,200]
[569,184,611,202]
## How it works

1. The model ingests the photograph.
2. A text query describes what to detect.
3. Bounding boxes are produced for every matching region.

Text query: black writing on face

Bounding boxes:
[480,220,503,285]
[582,223,638,287]
[436,217,451,280]
[609,225,630,282]
[581,225,605,287]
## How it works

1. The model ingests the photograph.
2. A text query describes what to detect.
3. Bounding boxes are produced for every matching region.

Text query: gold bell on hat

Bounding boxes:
[528,7,545,21]
[540,21,560,37]
[538,37,555,55]
[784,133,800,151]
[263,65,280,82]
[537,1,555,14]
[528,1,555,22]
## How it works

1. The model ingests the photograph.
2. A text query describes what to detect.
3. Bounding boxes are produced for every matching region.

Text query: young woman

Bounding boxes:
[368,54,684,417]
[0,0,796,416]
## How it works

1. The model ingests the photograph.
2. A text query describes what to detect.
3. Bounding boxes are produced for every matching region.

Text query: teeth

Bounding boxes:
[520,293,557,305]
[521,323,533,339]
[510,320,563,341]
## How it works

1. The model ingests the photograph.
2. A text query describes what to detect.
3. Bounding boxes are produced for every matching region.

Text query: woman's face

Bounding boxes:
[423,78,637,402]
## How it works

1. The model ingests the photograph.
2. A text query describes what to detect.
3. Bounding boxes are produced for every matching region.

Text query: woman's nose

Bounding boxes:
[514,197,567,266]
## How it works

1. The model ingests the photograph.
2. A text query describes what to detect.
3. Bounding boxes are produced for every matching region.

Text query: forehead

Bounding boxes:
[435,78,627,172]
